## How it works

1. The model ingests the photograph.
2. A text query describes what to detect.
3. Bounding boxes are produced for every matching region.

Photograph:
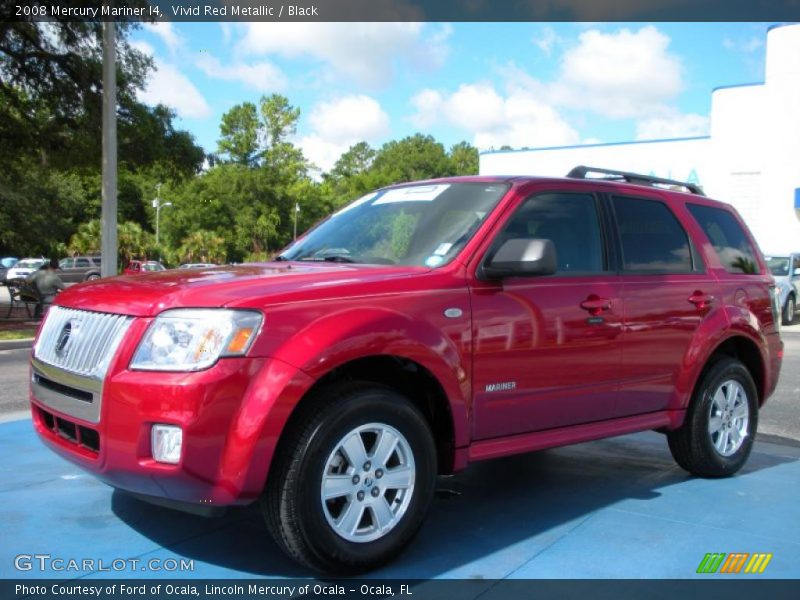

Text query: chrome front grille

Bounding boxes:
[34,306,133,380]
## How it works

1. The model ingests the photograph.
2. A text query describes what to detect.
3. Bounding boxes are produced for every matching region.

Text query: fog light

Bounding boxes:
[151,425,183,464]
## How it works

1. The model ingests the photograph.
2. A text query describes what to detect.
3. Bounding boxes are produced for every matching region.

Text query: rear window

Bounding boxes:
[687,204,760,274]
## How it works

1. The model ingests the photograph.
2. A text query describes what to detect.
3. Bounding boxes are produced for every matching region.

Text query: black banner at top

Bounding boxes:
[5,0,800,22]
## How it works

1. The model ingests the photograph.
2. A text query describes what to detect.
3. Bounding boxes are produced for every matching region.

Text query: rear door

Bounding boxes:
[58,258,80,283]
[470,189,623,439]
[610,193,717,417]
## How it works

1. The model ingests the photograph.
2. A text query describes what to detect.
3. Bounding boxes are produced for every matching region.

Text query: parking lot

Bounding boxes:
[1,318,799,580]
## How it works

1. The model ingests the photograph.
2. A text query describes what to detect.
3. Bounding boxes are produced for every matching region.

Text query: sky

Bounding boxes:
[130,21,775,175]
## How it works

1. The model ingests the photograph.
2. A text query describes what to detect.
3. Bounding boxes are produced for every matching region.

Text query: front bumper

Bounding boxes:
[30,354,274,507]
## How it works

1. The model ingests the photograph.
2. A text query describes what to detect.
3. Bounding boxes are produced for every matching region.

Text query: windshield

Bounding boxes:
[1,258,17,268]
[143,263,164,272]
[281,183,509,267]
[17,259,45,269]
[767,256,790,276]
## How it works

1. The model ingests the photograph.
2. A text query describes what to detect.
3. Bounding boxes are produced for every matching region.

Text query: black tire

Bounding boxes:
[782,295,795,326]
[667,358,758,478]
[263,382,437,574]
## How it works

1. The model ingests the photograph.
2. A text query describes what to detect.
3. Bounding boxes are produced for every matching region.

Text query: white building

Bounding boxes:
[479,23,800,255]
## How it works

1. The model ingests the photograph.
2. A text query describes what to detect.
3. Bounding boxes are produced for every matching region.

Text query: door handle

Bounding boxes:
[580,295,611,315]
[688,291,714,309]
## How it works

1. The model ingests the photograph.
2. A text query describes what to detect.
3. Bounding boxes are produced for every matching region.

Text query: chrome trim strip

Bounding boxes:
[31,358,102,423]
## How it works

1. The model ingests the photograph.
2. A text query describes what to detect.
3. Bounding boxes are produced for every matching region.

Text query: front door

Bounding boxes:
[470,191,623,440]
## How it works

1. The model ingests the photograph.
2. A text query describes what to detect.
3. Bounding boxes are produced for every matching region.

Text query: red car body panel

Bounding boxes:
[29,176,783,509]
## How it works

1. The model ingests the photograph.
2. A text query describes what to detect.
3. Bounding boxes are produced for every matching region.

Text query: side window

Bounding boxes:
[686,204,760,274]
[793,256,800,274]
[496,192,605,274]
[59,258,72,269]
[75,258,91,268]
[612,196,693,273]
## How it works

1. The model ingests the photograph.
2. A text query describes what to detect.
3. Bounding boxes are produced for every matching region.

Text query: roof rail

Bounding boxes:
[566,165,705,196]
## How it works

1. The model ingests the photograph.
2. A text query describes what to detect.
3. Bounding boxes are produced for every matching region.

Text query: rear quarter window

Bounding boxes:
[687,204,760,274]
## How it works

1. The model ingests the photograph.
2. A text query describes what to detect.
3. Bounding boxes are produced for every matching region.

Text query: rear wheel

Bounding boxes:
[263,382,436,573]
[782,295,795,325]
[667,358,758,478]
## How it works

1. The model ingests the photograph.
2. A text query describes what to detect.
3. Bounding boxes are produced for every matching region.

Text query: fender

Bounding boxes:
[670,303,769,415]
[225,306,472,501]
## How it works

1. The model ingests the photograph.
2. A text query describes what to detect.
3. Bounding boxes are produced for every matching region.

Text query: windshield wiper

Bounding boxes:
[297,255,358,263]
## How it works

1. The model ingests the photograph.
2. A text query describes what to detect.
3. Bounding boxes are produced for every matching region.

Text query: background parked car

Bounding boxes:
[5,257,46,282]
[58,256,102,284]
[766,253,800,324]
[123,260,166,275]
[0,257,18,281]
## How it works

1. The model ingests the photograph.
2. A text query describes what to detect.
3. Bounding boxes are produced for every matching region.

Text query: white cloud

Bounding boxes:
[532,26,561,56]
[409,25,697,151]
[552,26,684,119]
[410,83,579,150]
[132,41,211,120]
[236,22,451,88]
[299,95,391,172]
[409,89,444,128]
[307,95,390,144]
[635,110,710,140]
[723,36,763,53]
[143,22,184,54]
[196,55,287,92]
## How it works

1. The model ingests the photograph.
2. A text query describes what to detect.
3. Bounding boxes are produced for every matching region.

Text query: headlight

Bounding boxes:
[130,309,262,371]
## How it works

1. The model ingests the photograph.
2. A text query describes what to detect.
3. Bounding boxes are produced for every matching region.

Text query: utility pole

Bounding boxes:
[100,21,117,277]
[152,183,172,247]
[293,202,300,240]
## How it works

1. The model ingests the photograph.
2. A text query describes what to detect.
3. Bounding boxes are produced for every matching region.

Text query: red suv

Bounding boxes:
[29,167,783,573]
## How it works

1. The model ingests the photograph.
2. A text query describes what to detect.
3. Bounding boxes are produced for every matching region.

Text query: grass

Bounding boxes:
[0,329,36,340]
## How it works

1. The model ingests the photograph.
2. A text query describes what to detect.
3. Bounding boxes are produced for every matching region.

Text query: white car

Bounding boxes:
[5,257,46,281]
[766,253,800,325]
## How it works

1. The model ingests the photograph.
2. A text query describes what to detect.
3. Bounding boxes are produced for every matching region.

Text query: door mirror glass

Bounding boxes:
[483,238,557,279]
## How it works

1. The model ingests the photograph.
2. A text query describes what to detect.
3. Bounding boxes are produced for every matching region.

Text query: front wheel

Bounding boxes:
[263,383,437,573]
[667,358,758,478]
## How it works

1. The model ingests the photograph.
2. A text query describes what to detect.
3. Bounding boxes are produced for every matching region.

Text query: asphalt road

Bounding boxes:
[2,331,799,441]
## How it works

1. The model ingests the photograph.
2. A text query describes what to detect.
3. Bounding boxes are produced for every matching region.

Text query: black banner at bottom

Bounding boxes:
[5,579,800,600]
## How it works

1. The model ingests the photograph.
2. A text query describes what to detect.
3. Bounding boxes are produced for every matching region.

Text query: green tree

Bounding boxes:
[448,141,479,175]
[371,134,452,184]
[68,219,155,271]
[0,15,151,169]
[177,230,227,264]
[218,102,260,166]
[329,142,376,179]
[260,94,300,149]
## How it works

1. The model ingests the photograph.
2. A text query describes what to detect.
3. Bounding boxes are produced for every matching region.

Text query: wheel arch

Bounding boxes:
[277,354,458,475]
[693,335,766,407]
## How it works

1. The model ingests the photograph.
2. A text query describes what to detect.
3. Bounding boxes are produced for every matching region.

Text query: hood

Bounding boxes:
[54,262,428,317]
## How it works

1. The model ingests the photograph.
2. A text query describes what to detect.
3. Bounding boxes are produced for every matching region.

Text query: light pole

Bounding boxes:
[152,183,172,247]
[293,202,300,240]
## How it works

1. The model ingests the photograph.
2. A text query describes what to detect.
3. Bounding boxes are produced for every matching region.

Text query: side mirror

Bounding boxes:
[482,238,557,279]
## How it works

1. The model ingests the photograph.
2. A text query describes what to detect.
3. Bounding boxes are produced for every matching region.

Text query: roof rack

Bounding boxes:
[566,165,705,196]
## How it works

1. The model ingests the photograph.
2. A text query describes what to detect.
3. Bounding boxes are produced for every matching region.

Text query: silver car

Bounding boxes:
[766,254,800,325]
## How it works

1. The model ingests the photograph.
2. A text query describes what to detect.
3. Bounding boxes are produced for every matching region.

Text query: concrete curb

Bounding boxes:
[0,338,34,350]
